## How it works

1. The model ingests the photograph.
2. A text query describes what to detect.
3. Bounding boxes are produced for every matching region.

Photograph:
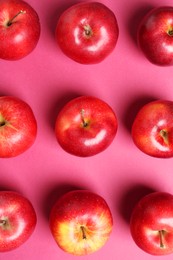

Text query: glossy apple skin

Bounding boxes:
[0,0,40,60]
[55,96,118,157]
[0,96,37,158]
[130,192,173,255]
[55,2,119,64]
[131,100,173,158]
[0,191,37,252]
[49,190,113,256]
[138,6,173,66]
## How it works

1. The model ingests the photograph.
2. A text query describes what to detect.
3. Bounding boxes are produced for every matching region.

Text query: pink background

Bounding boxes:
[1,0,173,259]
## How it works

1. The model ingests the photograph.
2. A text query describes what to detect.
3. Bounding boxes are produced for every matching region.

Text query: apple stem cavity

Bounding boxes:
[0,121,5,127]
[160,129,169,145]
[7,10,26,27]
[0,114,6,127]
[168,27,173,36]
[159,230,165,248]
[0,219,6,226]
[84,25,92,37]
[81,109,88,128]
[80,226,87,240]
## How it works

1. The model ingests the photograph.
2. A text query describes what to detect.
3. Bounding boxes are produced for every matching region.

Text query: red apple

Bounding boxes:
[137,6,173,66]
[130,192,173,255]
[0,0,40,60]
[131,100,173,158]
[0,191,37,252]
[55,96,118,157]
[49,190,113,255]
[0,96,37,158]
[55,2,119,64]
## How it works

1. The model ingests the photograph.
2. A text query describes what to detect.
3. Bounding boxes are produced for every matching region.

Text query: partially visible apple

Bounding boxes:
[55,96,118,157]
[49,190,113,255]
[0,0,40,60]
[0,191,37,252]
[137,6,173,66]
[55,2,119,64]
[130,192,173,255]
[131,100,173,158]
[0,96,37,158]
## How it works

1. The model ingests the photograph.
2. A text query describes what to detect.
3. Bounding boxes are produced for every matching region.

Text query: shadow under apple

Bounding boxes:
[118,183,157,225]
[41,181,88,221]
[0,183,21,193]
[46,0,81,39]
[127,4,155,45]
[47,90,88,132]
[122,95,157,134]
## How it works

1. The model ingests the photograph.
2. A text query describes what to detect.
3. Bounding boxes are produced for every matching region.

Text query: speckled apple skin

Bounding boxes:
[55,2,119,64]
[0,191,37,252]
[55,96,118,157]
[130,192,173,255]
[49,190,113,256]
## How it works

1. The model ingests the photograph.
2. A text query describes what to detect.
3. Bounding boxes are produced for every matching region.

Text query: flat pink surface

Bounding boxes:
[1,0,173,259]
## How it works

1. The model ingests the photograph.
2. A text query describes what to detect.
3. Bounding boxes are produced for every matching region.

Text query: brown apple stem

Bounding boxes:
[0,114,5,127]
[81,109,88,127]
[168,29,173,36]
[160,129,169,145]
[0,219,6,226]
[80,226,87,240]
[159,230,164,248]
[0,121,5,127]
[84,25,92,37]
[7,10,26,26]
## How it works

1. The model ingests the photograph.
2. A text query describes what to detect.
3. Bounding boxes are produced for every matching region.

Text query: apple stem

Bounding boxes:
[84,25,92,37]
[0,114,6,127]
[7,10,26,26]
[0,219,6,226]
[159,230,165,248]
[80,226,87,239]
[160,129,169,145]
[0,121,5,127]
[81,109,88,127]
[168,28,173,36]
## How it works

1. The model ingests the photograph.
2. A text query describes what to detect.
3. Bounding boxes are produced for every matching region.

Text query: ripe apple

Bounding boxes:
[0,0,40,60]
[130,192,173,255]
[55,96,118,157]
[0,96,37,158]
[55,2,119,64]
[49,190,113,255]
[131,100,173,158]
[137,6,173,66]
[0,191,37,252]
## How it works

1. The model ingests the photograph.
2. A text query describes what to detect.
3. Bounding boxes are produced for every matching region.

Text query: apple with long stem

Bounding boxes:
[55,96,118,157]
[137,6,173,66]
[0,96,37,158]
[49,190,113,255]
[130,192,173,255]
[131,100,173,158]
[0,191,37,252]
[0,0,41,60]
[55,2,119,64]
